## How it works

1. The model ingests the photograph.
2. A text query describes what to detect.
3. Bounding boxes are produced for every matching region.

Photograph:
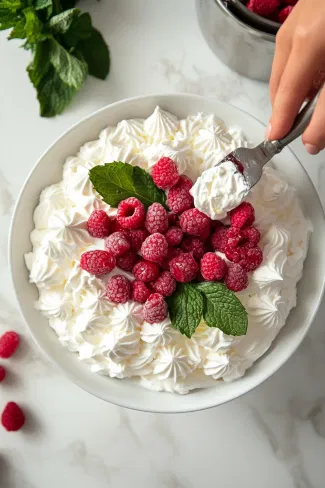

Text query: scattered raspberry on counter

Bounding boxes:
[0,365,6,382]
[1,402,25,432]
[0,331,20,359]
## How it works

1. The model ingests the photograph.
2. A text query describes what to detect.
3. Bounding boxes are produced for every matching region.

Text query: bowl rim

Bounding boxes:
[9,93,325,413]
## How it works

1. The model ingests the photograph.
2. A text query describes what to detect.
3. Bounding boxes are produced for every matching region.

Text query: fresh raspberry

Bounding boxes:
[181,236,206,260]
[143,293,168,324]
[247,0,280,17]
[161,247,183,270]
[0,366,6,382]
[145,203,168,234]
[169,252,198,283]
[141,233,168,264]
[167,212,179,227]
[227,227,243,248]
[151,271,176,297]
[239,246,263,271]
[106,275,131,303]
[105,231,130,257]
[242,226,261,247]
[167,186,193,214]
[151,157,179,189]
[110,216,128,235]
[80,250,115,275]
[87,210,111,238]
[224,245,242,263]
[132,260,160,282]
[128,228,148,251]
[176,175,193,190]
[200,253,228,281]
[230,202,255,229]
[278,5,293,23]
[117,197,145,229]
[225,264,248,292]
[179,208,211,239]
[0,332,20,359]
[131,280,151,303]
[211,226,229,253]
[116,250,138,271]
[1,402,25,431]
[165,226,183,246]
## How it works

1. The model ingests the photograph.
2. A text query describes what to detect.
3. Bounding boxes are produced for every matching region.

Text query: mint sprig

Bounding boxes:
[89,162,167,209]
[1,0,110,117]
[167,282,248,338]
[166,284,204,339]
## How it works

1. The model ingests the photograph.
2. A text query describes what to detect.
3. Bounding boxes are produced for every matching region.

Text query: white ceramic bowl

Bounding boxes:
[9,94,325,413]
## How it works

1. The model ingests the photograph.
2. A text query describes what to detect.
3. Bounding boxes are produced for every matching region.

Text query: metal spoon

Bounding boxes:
[223,91,321,189]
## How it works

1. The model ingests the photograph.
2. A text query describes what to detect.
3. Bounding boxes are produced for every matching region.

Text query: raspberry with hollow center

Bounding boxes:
[128,228,148,251]
[131,280,151,303]
[0,331,20,359]
[152,157,179,189]
[247,0,280,17]
[167,186,193,214]
[242,226,261,247]
[143,293,168,324]
[165,226,183,246]
[225,264,248,292]
[117,250,138,271]
[200,253,228,281]
[169,252,198,283]
[1,402,25,431]
[80,250,116,275]
[87,210,111,238]
[106,275,131,303]
[151,271,176,297]
[211,226,229,253]
[278,5,293,23]
[239,246,263,271]
[179,208,211,239]
[145,203,168,234]
[230,202,255,229]
[105,231,130,257]
[132,260,160,282]
[181,235,206,260]
[161,247,183,270]
[117,197,145,229]
[141,233,168,264]
[0,366,6,382]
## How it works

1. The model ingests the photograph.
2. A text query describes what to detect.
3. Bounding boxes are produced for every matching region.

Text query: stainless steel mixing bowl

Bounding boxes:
[196,0,276,81]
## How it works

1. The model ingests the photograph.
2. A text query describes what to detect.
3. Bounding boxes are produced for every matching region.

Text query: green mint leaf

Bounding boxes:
[0,11,20,30]
[48,7,79,33]
[36,65,76,117]
[27,40,50,87]
[0,1,22,12]
[24,7,46,43]
[89,163,167,209]
[8,16,25,38]
[34,0,52,10]
[167,283,203,338]
[49,37,87,89]
[62,11,91,47]
[197,282,248,336]
[76,27,110,80]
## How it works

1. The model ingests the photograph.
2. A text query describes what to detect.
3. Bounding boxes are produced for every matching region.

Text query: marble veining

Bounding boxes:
[1,0,325,486]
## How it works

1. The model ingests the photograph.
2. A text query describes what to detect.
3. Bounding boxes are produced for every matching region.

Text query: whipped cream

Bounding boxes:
[190,161,249,220]
[25,107,312,394]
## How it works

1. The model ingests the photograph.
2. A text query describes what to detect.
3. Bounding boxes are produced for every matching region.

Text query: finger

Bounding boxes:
[302,85,325,154]
[269,29,292,106]
[268,42,321,141]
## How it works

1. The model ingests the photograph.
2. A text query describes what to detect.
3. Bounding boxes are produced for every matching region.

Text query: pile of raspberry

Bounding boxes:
[80,157,263,324]
[245,0,297,23]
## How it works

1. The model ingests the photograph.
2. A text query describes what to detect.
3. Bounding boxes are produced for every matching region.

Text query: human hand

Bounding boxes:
[267,0,325,154]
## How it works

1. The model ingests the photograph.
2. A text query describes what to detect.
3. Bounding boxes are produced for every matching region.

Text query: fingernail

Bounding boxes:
[304,143,320,155]
[265,123,271,140]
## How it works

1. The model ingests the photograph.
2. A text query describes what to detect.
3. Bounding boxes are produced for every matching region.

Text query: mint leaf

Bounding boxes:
[0,9,20,30]
[76,28,110,80]
[197,282,248,336]
[48,7,79,33]
[63,11,91,47]
[36,65,76,117]
[24,7,46,43]
[167,283,203,338]
[89,163,167,209]
[49,37,87,89]
[35,0,52,10]
[7,15,24,37]
[0,1,22,12]
[27,40,50,87]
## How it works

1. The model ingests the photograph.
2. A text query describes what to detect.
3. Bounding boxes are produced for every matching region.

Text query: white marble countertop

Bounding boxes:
[1,1,325,487]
